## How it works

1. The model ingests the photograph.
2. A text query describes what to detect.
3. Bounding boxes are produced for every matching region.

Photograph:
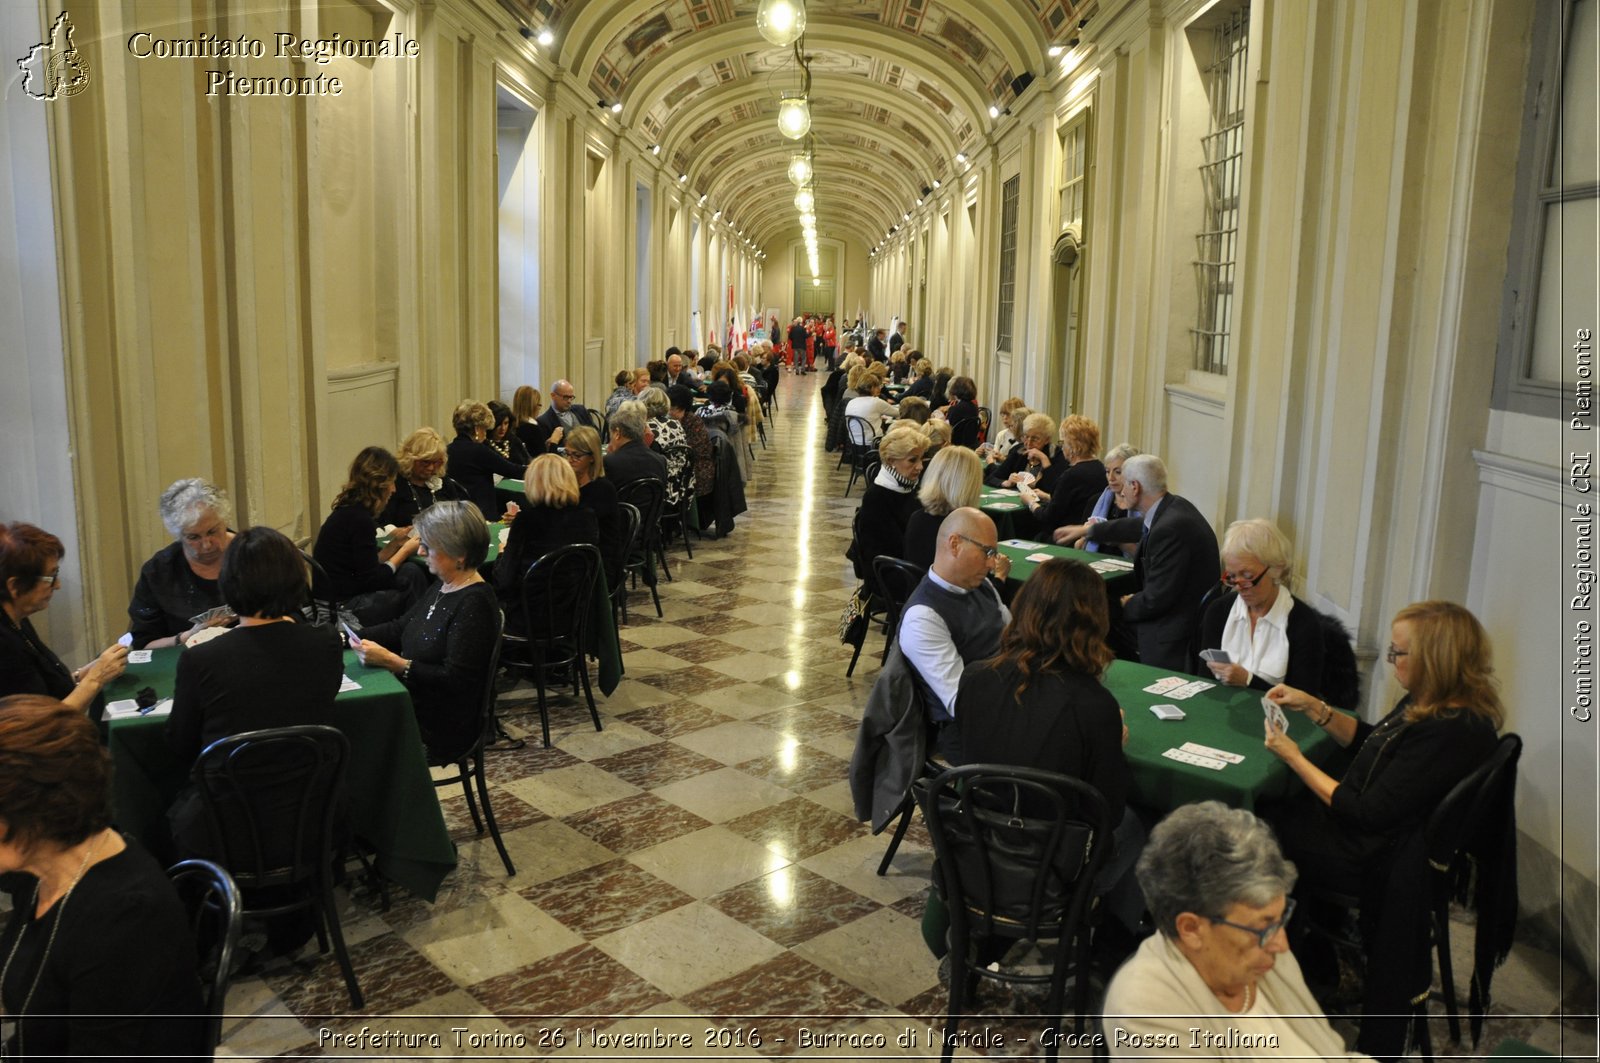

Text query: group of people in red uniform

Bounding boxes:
[774,312,837,373]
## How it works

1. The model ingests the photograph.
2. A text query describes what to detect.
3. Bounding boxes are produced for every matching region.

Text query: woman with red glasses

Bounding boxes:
[1195,519,1332,699]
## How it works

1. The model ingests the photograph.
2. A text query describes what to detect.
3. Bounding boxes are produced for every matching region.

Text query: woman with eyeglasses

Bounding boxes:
[1263,601,1501,1059]
[1195,519,1328,695]
[380,427,470,529]
[1104,803,1360,1060]
[0,524,126,713]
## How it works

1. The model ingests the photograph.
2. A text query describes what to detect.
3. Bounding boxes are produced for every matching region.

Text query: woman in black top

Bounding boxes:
[445,401,526,521]
[903,446,982,570]
[0,696,204,1058]
[953,557,1145,931]
[512,385,556,458]
[380,427,470,528]
[1022,415,1106,536]
[944,375,981,448]
[496,454,599,636]
[313,446,427,625]
[127,478,237,648]
[850,427,926,595]
[353,502,500,761]
[0,523,126,715]
[487,400,532,467]
[563,426,625,595]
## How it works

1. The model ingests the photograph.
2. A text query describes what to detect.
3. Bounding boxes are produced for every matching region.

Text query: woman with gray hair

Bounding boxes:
[127,478,237,648]
[351,501,499,759]
[1104,802,1365,1060]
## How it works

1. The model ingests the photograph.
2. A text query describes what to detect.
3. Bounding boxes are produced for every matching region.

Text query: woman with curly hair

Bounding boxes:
[953,557,1146,931]
[313,446,428,623]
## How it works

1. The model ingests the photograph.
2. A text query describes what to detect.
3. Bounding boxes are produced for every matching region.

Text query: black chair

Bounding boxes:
[661,443,696,558]
[915,764,1113,1063]
[871,555,929,665]
[763,364,780,413]
[582,407,606,434]
[611,501,643,625]
[302,552,341,628]
[976,406,992,445]
[502,545,605,752]
[167,859,242,1049]
[430,608,516,875]
[842,416,878,496]
[193,725,363,1008]
[844,510,891,679]
[617,478,669,616]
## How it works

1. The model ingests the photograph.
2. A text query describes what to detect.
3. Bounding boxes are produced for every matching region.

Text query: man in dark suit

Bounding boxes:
[888,321,907,356]
[537,379,590,437]
[603,404,668,490]
[866,328,888,362]
[1080,455,1219,671]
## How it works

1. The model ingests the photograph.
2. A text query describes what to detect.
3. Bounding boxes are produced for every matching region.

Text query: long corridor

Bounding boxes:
[220,370,949,1058]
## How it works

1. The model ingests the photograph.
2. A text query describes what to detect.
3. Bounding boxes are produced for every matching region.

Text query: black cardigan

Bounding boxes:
[1196,590,1326,693]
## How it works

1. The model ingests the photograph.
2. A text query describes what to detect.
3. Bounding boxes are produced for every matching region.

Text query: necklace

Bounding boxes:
[0,831,104,1058]
[425,576,481,620]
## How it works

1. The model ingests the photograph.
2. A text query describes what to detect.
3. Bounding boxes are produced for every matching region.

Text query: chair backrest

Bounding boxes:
[519,544,600,646]
[950,414,981,449]
[1426,733,1522,871]
[583,407,606,434]
[845,414,877,449]
[915,763,1112,943]
[863,460,882,484]
[612,502,642,593]
[872,555,928,613]
[192,725,349,892]
[977,406,992,443]
[167,858,242,1049]
[301,551,340,627]
[617,477,667,558]
[1314,606,1362,709]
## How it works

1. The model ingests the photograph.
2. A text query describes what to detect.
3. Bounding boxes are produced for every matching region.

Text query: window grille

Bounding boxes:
[996,174,1020,351]
[1191,7,1248,375]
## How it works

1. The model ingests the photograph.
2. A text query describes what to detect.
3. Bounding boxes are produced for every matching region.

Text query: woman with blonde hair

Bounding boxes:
[381,427,469,528]
[848,427,926,593]
[1020,414,1105,534]
[564,426,623,594]
[445,400,525,520]
[512,385,556,456]
[921,419,952,459]
[903,446,982,569]
[495,454,598,636]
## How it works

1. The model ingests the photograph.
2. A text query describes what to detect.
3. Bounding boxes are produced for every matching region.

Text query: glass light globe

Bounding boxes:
[788,153,812,186]
[757,0,807,48]
[800,211,817,228]
[794,189,815,212]
[777,95,811,140]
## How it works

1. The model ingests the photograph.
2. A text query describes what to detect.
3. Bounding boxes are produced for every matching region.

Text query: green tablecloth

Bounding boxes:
[389,517,624,697]
[978,486,1028,539]
[103,649,457,901]
[996,537,1137,587]
[1107,658,1336,810]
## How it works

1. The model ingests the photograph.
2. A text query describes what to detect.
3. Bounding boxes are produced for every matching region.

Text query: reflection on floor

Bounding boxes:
[219,372,1595,1060]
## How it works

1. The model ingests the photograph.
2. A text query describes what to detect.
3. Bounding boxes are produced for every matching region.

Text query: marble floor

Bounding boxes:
[218,372,1596,1060]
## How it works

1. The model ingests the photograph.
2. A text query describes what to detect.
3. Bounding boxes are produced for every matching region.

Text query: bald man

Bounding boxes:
[537,379,590,436]
[897,507,1013,762]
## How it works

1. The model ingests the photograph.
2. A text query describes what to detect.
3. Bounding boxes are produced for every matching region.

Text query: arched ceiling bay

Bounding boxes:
[523,0,1084,250]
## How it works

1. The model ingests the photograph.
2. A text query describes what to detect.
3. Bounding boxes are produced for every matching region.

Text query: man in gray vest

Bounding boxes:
[898,507,1013,762]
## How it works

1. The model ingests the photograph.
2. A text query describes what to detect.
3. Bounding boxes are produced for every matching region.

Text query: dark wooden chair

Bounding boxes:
[167,858,242,1049]
[502,545,604,752]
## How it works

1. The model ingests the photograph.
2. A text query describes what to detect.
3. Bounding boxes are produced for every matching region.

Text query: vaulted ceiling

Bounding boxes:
[503,0,1085,249]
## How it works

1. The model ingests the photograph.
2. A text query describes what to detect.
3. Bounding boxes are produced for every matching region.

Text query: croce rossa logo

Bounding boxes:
[18,12,90,101]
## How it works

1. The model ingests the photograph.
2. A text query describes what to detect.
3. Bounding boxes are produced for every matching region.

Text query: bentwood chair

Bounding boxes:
[431,608,516,876]
[193,725,363,1008]
[611,502,643,625]
[167,859,242,1048]
[617,478,669,616]
[842,416,878,496]
[502,545,604,753]
[916,765,1112,1063]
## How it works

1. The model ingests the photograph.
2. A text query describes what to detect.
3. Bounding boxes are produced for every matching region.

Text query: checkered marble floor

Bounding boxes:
[218,372,1595,1060]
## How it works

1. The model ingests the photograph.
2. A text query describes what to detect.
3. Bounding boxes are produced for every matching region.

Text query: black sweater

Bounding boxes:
[313,504,396,601]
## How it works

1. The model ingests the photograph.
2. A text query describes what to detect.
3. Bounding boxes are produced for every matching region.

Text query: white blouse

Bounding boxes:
[1219,587,1294,686]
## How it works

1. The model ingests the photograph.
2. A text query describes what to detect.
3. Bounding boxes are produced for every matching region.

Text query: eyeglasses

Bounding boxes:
[38,571,60,587]
[565,449,591,459]
[1386,644,1410,664]
[1210,898,1296,948]
[1222,568,1266,589]
[554,392,576,401]
[956,534,1000,560]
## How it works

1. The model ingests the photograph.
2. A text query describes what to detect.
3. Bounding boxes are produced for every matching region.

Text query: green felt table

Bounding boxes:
[103,649,457,901]
[995,536,1137,588]
[978,486,1028,538]
[389,516,624,697]
[1106,658,1336,810]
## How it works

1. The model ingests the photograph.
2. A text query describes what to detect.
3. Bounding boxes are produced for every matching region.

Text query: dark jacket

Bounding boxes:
[1034,459,1106,534]
[849,644,929,831]
[313,504,397,601]
[1197,590,1327,694]
[446,434,525,519]
[127,542,226,649]
[1086,493,1219,670]
[604,439,669,492]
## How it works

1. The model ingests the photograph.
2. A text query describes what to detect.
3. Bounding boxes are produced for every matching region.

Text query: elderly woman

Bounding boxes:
[844,375,896,442]
[896,395,931,425]
[921,418,953,461]
[1104,802,1359,1059]
[987,412,1056,488]
[1195,519,1329,695]
[604,368,649,418]
[903,446,981,569]
[0,524,126,713]
[446,401,525,520]
[166,527,343,851]
[643,386,692,507]
[352,502,499,759]
[988,397,1028,456]
[495,455,599,637]
[486,401,532,467]
[127,479,236,648]
[903,357,935,400]
[955,559,1146,931]
[563,426,624,594]
[1068,443,1141,553]
[848,427,926,592]
[0,695,205,1057]
[1021,414,1106,535]
[512,385,555,457]
[313,446,427,625]
[380,426,469,528]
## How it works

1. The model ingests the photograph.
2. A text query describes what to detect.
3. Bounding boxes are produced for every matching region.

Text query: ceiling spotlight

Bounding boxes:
[537,28,555,46]
[777,94,811,139]
[611,101,623,114]
[650,144,661,155]
[903,212,910,221]
[787,153,813,186]
[955,152,967,163]
[916,198,924,207]
[932,179,941,189]
[713,210,721,220]
[988,104,1000,119]
[699,193,708,204]
[756,0,807,48]
[1047,44,1064,57]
